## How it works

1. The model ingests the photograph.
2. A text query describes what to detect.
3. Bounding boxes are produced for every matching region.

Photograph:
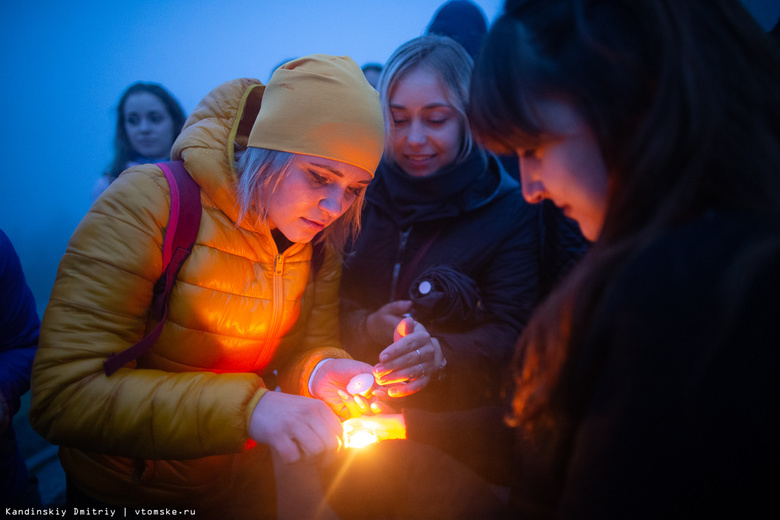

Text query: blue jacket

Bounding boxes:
[0,229,40,506]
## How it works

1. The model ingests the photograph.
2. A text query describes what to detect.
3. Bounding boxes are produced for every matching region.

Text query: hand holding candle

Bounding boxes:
[373,316,445,398]
[347,372,375,396]
[341,372,390,415]
[310,358,387,419]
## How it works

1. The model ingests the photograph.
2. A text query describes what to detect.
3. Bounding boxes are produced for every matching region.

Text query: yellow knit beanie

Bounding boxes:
[248,54,385,176]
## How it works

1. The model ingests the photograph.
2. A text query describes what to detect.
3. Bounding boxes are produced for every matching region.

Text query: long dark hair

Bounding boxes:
[106,82,187,181]
[469,0,780,428]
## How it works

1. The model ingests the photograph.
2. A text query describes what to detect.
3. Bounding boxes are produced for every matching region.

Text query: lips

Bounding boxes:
[405,154,435,164]
[302,218,326,232]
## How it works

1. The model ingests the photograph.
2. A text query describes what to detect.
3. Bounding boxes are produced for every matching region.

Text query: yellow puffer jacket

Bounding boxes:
[30,78,350,515]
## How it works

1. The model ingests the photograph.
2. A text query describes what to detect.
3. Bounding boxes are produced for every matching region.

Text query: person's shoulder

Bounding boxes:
[89,164,173,229]
[0,229,16,278]
[612,212,780,308]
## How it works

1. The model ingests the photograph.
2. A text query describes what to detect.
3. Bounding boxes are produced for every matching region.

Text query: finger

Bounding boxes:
[295,414,341,462]
[385,377,430,398]
[274,436,304,465]
[380,330,431,365]
[337,391,364,419]
[387,300,413,314]
[393,315,415,341]
[370,399,396,414]
[317,401,347,439]
[354,394,370,413]
[288,424,326,462]
[375,364,424,386]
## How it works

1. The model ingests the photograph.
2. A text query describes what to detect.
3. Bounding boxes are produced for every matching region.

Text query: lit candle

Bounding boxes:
[347,373,375,396]
[343,423,378,449]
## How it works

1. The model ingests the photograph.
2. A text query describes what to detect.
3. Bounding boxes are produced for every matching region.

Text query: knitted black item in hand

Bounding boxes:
[409,265,484,329]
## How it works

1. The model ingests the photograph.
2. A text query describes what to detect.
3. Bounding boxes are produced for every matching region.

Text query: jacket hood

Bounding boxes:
[172,78,266,226]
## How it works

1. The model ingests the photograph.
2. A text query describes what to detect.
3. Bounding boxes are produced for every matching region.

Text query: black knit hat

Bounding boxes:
[426,0,488,59]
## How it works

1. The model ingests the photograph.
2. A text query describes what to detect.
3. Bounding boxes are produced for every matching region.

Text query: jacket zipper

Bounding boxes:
[258,254,285,368]
[389,228,411,301]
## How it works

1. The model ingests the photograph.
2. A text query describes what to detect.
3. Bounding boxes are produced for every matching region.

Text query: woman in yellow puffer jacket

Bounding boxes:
[30,55,385,517]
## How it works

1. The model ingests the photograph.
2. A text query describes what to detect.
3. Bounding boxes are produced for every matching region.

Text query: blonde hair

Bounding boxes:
[378,35,475,165]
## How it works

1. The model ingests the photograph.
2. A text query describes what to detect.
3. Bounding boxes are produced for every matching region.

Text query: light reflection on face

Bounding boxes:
[266,155,372,244]
[516,100,608,241]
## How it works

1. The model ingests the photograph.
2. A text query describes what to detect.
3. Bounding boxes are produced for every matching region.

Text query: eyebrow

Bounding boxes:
[308,162,371,184]
[389,102,453,110]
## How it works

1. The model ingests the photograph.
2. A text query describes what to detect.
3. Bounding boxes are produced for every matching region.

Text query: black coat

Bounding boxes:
[400,212,780,519]
[340,152,541,410]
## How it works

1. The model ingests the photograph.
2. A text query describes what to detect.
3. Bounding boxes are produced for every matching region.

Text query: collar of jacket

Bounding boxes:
[367,149,519,228]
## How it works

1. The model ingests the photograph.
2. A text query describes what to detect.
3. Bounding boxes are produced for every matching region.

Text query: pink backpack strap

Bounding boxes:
[103,161,201,376]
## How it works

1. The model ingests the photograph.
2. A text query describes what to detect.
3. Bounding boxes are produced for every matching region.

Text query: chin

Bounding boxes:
[283,230,317,244]
[580,222,602,242]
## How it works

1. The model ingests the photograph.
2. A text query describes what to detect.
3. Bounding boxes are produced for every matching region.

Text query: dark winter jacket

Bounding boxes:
[340,150,540,411]
[0,229,39,506]
[402,212,780,519]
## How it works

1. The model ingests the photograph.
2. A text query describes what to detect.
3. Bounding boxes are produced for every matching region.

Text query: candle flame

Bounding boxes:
[343,423,378,449]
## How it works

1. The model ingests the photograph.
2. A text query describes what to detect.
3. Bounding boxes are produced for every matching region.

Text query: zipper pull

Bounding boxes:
[274,255,284,276]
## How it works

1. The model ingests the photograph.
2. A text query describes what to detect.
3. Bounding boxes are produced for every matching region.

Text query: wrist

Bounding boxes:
[430,337,447,381]
[436,356,447,381]
[308,358,335,397]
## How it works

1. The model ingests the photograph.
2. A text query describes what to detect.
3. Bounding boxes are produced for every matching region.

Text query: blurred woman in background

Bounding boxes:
[91,82,186,202]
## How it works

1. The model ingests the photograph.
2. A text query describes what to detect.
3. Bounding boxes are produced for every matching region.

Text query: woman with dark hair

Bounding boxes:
[31,56,385,517]
[91,82,187,201]
[341,0,780,518]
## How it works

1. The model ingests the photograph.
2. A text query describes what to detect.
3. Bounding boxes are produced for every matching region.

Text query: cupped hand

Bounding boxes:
[372,316,444,398]
[366,300,413,345]
[249,390,344,465]
[311,358,394,418]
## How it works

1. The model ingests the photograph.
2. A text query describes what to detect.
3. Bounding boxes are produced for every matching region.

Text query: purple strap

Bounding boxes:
[103,162,201,376]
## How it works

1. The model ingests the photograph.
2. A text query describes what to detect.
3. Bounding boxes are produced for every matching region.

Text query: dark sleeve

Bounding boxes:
[555,234,780,519]
[0,230,40,428]
[430,198,541,409]
[404,405,514,486]
[338,203,400,363]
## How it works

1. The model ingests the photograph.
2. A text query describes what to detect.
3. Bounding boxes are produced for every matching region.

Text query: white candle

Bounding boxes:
[347,373,375,396]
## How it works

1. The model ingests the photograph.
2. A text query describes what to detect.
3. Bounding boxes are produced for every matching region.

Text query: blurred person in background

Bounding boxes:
[92,82,186,202]
[1,230,41,507]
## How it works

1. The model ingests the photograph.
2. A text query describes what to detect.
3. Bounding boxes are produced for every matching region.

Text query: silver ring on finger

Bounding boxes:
[418,363,425,377]
[416,349,422,363]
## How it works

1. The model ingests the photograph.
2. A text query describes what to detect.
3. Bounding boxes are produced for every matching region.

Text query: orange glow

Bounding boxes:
[342,414,406,448]
[345,429,378,449]
[343,422,378,449]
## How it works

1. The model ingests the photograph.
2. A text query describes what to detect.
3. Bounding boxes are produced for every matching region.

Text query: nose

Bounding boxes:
[406,120,427,147]
[518,157,545,204]
[318,186,347,221]
[138,118,152,133]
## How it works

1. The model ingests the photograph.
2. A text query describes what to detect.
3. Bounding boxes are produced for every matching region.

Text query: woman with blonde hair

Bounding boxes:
[31,55,384,518]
